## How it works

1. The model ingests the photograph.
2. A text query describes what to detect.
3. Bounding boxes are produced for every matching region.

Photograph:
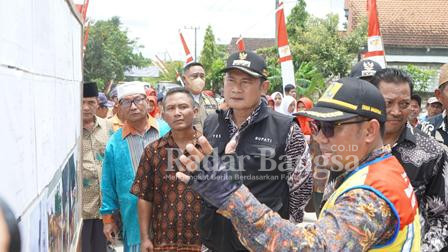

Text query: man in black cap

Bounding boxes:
[176,77,422,251]
[181,62,218,132]
[81,82,109,252]
[349,59,383,83]
[198,51,312,252]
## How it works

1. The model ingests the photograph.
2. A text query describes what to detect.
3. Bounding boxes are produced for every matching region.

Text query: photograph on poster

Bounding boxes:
[47,181,63,252]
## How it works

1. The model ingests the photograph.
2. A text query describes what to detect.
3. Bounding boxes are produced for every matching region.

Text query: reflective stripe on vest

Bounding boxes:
[320,154,421,251]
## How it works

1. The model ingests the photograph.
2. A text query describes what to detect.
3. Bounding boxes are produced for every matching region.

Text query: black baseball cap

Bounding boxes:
[349,59,383,79]
[295,77,386,122]
[221,51,268,79]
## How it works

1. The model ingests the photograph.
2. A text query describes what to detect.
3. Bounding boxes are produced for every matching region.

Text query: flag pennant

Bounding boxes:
[276,0,295,89]
[179,31,194,63]
[365,0,386,68]
[236,35,246,52]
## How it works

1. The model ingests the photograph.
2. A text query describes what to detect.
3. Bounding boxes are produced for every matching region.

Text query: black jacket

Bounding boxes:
[200,104,294,252]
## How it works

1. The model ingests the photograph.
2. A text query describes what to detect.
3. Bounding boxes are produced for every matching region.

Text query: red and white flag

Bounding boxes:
[179,31,194,63]
[276,0,295,91]
[364,0,386,68]
[236,35,246,52]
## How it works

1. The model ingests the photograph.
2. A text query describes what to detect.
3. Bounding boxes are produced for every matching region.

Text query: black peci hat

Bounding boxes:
[83,82,99,98]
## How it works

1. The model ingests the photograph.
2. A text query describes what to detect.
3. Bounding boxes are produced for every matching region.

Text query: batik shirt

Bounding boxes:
[392,123,448,251]
[216,148,399,251]
[82,116,110,219]
[131,131,202,251]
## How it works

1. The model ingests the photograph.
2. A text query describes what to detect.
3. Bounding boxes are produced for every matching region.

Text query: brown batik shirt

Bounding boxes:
[131,131,202,252]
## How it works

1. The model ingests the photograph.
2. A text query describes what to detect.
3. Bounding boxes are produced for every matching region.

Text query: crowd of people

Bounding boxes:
[81,50,448,252]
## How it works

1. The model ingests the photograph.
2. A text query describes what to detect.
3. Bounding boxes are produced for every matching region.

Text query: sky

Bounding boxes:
[77,0,346,61]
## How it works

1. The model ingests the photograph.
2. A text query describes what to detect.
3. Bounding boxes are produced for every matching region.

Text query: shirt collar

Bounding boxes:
[157,128,202,149]
[83,116,102,131]
[225,101,263,129]
[439,110,447,130]
[395,123,417,146]
[122,116,159,139]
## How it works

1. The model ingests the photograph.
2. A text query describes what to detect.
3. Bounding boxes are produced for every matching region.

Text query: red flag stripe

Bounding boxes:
[179,31,194,63]
[276,2,289,48]
[279,55,293,63]
[367,0,380,37]
[236,36,246,52]
[363,51,385,57]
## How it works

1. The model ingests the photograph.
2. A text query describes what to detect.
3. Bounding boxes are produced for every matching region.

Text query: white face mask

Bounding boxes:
[189,78,205,94]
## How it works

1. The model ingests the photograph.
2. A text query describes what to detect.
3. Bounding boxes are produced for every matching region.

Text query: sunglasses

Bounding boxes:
[311,119,370,138]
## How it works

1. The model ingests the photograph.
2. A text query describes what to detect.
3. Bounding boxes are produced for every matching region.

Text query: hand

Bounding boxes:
[103,222,119,244]
[140,238,154,252]
[225,139,237,154]
[176,136,243,208]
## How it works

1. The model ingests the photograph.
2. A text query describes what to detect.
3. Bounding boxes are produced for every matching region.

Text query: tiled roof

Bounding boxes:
[346,0,448,48]
[228,37,276,54]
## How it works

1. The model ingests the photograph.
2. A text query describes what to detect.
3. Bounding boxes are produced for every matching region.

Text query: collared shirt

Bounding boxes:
[224,102,313,223]
[392,123,448,251]
[82,116,110,219]
[130,131,202,251]
[122,116,160,172]
[215,148,397,251]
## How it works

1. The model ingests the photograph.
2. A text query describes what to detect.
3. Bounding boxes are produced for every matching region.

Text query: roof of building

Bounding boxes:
[228,37,276,54]
[345,0,448,48]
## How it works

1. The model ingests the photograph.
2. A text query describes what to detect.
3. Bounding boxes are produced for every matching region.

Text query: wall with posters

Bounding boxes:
[0,0,83,251]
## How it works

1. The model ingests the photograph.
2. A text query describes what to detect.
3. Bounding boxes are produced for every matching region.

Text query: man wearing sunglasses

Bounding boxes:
[176,77,421,251]
[100,82,170,251]
[371,68,448,251]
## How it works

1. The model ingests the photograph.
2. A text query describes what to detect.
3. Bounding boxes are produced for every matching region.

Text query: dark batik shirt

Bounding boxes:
[131,131,202,252]
[392,123,448,251]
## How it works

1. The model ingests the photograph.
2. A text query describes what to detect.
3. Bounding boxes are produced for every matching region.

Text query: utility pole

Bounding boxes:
[184,26,200,61]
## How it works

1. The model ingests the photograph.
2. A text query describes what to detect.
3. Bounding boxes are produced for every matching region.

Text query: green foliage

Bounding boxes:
[83,16,150,90]
[404,65,436,92]
[159,61,184,83]
[286,0,308,37]
[199,26,228,92]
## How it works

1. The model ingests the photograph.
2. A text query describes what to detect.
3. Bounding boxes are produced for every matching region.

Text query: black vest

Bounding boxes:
[200,103,294,251]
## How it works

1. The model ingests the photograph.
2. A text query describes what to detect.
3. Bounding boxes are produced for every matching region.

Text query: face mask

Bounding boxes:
[190,78,205,93]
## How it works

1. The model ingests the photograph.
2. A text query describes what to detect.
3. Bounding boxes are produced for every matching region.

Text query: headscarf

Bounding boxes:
[146,88,160,118]
[296,97,314,135]
[280,95,297,115]
[147,95,160,118]
[267,95,275,109]
[270,92,283,112]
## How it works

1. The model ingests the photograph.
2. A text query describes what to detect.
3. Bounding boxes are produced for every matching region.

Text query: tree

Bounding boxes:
[404,65,436,92]
[286,0,308,37]
[84,16,150,90]
[199,26,227,92]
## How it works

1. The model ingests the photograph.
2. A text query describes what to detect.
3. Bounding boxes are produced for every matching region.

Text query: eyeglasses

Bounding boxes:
[311,119,370,138]
[119,96,146,108]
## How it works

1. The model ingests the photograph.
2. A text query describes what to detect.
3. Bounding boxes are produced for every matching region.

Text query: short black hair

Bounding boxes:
[371,68,414,95]
[183,62,204,74]
[411,94,422,108]
[284,84,296,93]
[162,87,195,108]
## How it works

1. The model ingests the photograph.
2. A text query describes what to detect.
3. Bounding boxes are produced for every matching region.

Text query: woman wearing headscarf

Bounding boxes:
[295,97,314,136]
[280,95,297,115]
[270,92,283,112]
